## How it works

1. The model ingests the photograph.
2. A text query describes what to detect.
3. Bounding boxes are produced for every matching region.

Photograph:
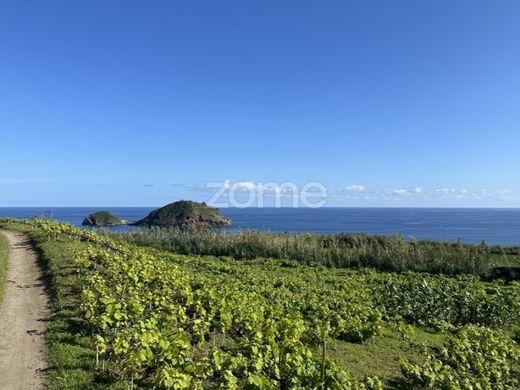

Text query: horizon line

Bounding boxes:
[2,206,520,210]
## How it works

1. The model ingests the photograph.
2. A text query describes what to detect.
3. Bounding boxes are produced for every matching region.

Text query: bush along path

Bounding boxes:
[0,230,51,390]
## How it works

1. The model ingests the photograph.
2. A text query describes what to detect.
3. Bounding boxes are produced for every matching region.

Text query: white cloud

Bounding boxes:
[435,188,456,194]
[234,181,257,191]
[331,185,511,202]
[207,180,520,205]
[345,184,366,192]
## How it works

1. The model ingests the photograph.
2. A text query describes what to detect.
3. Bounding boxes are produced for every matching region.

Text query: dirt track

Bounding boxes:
[0,230,50,389]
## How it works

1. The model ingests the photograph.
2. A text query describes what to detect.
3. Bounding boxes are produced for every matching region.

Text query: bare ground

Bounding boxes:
[0,230,50,390]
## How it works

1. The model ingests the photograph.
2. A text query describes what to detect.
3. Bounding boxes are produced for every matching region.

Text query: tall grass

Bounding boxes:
[115,228,491,275]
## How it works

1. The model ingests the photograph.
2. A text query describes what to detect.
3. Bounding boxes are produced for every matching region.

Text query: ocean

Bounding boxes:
[1,207,519,246]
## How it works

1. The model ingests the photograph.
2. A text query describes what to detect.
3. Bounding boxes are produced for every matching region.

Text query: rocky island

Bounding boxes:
[133,200,231,229]
[82,211,130,227]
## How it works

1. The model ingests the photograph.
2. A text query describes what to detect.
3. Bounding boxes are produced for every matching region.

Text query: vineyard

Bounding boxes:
[1,218,519,389]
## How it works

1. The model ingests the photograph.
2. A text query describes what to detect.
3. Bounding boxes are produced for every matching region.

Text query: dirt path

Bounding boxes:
[0,230,50,390]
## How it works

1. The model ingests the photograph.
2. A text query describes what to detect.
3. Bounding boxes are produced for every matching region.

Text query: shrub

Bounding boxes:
[401,326,520,389]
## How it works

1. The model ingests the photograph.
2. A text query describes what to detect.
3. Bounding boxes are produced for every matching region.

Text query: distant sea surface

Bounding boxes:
[1,207,520,246]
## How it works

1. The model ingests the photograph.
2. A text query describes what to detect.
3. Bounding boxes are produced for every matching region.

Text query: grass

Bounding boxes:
[328,326,446,388]
[115,228,492,275]
[491,252,520,267]
[0,231,9,303]
[0,222,127,390]
[0,220,506,388]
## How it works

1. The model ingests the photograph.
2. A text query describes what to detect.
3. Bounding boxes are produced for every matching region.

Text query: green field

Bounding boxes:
[1,218,519,389]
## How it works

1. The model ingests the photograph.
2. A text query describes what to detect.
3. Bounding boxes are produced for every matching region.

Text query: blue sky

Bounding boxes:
[1,0,520,207]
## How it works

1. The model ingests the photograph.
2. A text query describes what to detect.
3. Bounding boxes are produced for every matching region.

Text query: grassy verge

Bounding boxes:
[0,222,127,390]
[0,231,9,303]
